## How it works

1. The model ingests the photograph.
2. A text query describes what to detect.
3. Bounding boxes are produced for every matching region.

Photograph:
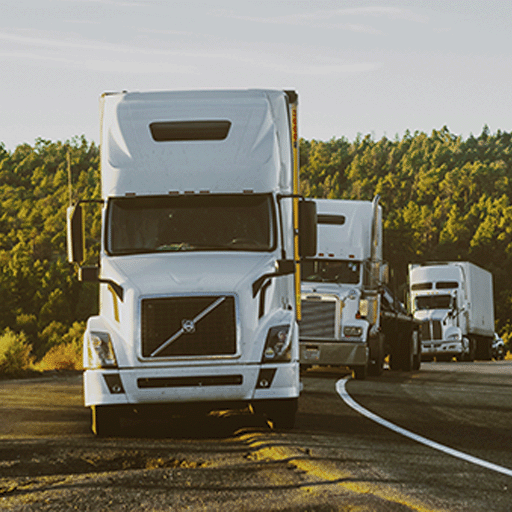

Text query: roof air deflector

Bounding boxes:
[149,120,231,141]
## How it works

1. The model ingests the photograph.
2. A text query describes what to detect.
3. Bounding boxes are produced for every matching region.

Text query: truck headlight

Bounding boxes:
[448,332,461,341]
[344,326,363,337]
[88,331,117,368]
[358,299,369,318]
[262,325,291,363]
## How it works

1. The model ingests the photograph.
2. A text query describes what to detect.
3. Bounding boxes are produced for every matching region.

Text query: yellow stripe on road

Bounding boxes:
[239,432,446,512]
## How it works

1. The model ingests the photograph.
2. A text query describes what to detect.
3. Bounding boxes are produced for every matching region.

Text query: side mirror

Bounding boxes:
[66,204,84,264]
[276,259,295,274]
[79,265,99,282]
[299,200,317,258]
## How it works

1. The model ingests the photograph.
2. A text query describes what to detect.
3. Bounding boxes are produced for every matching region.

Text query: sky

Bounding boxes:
[1,0,512,150]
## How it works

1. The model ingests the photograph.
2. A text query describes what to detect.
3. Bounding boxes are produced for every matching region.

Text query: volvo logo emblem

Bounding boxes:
[181,319,196,334]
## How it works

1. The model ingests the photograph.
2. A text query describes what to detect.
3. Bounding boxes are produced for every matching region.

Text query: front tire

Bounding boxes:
[254,398,298,430]
[352,364,367,380]
[91,405,120,437]
[368,334,384,376]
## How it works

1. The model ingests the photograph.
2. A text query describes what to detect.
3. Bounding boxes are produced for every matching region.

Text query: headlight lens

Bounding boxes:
[88,331,117,368]
[358,299,369,318]
[262,325,291,362]
[344,326,363,337]
[448,333,461,341]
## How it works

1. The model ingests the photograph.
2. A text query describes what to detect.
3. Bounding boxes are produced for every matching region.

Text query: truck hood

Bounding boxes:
[414,309,449,322]
[102,252,276,297]
[301,282,361,301]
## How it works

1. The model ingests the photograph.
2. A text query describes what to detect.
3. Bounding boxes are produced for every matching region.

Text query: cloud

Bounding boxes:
[215,5,428,27]
[0,26,382,77]
[57,0,150,7]
[333,6,429,23]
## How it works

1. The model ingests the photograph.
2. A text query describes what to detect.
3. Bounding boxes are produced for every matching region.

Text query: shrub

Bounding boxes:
[37,340,82,371]
[0,328,35,375]
[36,322,85,371]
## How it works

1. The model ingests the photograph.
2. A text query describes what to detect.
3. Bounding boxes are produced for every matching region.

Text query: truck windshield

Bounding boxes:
[302,260,360,284]
[415,295,451,310]
[106,194,275,255]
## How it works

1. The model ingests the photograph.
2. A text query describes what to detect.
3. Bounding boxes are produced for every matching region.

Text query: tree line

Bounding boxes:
[300,125,512,340]
[0,125,510,370]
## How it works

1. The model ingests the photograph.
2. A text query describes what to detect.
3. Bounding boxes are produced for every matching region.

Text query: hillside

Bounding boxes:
[0,126,511,364]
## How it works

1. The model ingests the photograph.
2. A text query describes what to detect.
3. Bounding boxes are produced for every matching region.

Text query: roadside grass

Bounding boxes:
[0,323,84,379]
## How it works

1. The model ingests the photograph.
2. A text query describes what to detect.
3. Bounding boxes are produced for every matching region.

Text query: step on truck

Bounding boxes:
[409,261,494,361]
[299,197,421,379]
[67,89,317,435]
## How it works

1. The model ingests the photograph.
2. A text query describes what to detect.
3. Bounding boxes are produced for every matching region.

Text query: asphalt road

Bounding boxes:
[0,362,511,511]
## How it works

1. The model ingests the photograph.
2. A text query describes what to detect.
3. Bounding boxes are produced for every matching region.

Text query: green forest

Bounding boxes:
[1,126,511,373]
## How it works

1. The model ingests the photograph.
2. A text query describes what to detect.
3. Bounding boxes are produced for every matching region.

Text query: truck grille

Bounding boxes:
[141,296,236,358]
[421,319,442,341]
[300,299,336,339]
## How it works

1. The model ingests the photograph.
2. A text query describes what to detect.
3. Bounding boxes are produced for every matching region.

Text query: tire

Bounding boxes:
[400,335,414,372]
[475,337,492,361]
[255,398,298,430]
[91,405,120,437]
[367,333,384,376]
[412,330,421,371]
[389,352,401,371]
[466,337,476,362]
[352,365,367,380]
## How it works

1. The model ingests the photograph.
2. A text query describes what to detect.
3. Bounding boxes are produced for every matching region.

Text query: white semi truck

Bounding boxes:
[409,262,494,361]
[299,197,421,379]
[67,89,317,435]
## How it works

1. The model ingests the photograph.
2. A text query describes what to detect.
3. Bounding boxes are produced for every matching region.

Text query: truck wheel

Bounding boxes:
[412,331,421,370]
[352,365,367,380]
[91,405,120,437]
[389,353,401,371]
[261,398,298,430]
[368,334,384,376]
[475,337,492,361]
[400,337,414,371]
[463,337,476,362]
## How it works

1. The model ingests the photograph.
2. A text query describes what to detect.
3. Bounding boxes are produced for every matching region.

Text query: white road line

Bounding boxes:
[336,377,512,478]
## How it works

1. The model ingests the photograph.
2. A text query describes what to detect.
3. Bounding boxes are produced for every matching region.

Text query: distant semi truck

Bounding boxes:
[409,262,495,361]
[67,89,317,435]
[299,197,421,379]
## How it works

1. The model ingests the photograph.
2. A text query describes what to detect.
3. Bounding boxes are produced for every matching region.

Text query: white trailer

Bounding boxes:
[299,197,421,379]
[67,89,317,435]
[409,262,494,361]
